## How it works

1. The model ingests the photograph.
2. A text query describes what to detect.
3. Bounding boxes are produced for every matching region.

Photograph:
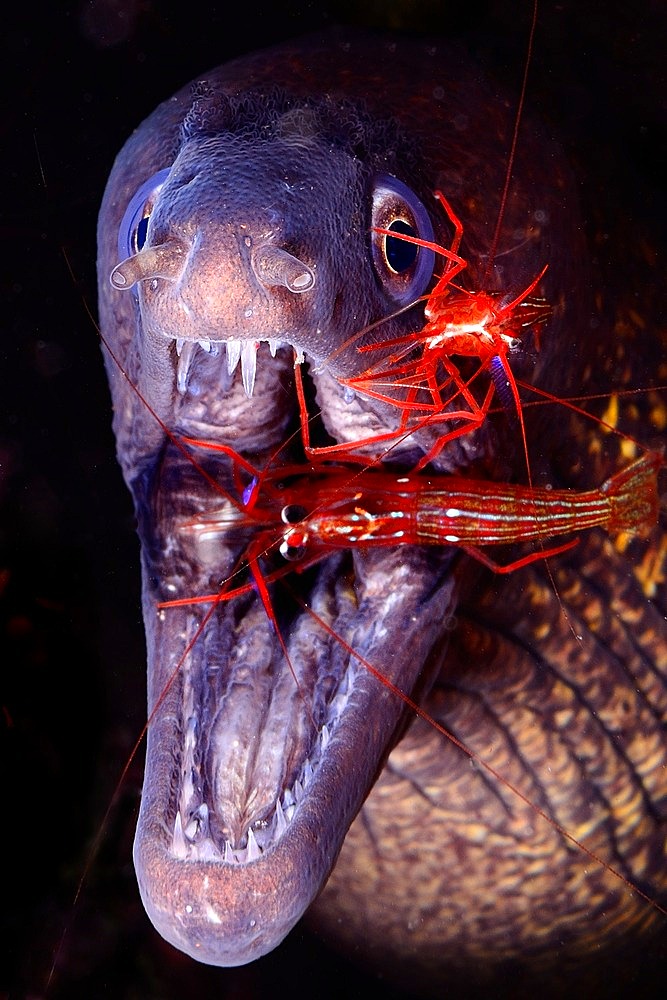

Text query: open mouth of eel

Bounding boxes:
[127,328,477,967]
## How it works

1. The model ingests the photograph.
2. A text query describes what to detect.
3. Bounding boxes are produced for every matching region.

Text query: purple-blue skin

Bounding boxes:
[97,28,666,992]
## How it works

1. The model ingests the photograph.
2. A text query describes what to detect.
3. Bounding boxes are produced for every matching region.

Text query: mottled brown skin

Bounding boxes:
[97,26,666,993]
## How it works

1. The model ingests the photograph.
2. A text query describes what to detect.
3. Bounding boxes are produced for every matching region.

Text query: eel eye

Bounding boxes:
[370,174,435,307]
[117,167,172,261]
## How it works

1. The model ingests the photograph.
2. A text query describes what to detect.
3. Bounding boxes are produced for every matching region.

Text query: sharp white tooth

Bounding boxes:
[275,799,287,837]
[184,716,197,752]
[172,811,188,858]
[303,758,313,786]
[293,778,304,802]
[177,341,199,394]
[198,337,212,353]
[293,347,305,366]
[175,337,185,357]
[226,339,241,375]
[246,826,261,861]
[224,840,235,864]
[320,723,330,750]
[268,338,280,357]
[241,341,258,396]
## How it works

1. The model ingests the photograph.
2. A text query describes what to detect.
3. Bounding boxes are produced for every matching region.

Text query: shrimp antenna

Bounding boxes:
[483,0,539,287]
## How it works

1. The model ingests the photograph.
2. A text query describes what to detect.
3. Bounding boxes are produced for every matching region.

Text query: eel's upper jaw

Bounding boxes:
[132,493,458,964]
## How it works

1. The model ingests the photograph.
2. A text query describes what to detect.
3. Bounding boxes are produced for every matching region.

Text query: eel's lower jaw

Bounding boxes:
[125,332,465,965]
[132,516,458,965]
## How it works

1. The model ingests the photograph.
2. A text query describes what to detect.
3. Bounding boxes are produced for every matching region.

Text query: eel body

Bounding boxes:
[96,27,666,994]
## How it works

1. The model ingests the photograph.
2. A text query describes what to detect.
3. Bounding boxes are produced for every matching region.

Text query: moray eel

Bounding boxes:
[97,28,666,993]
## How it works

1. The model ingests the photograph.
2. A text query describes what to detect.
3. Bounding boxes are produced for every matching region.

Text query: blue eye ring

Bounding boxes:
[117,167,172,261]
[371,174,435,307]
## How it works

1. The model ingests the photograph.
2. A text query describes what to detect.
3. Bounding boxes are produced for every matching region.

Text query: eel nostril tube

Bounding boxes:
[251,245,315,293]
[110,239,187,289]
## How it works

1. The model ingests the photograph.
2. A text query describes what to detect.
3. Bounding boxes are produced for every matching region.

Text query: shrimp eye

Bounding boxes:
[281,504,307,524]
[279,526,307,562]
[117,167,172,261]
[279,540,306,562]
[370,174,435,307]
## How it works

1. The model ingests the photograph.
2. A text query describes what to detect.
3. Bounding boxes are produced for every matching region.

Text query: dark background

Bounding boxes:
[2,1,665,997]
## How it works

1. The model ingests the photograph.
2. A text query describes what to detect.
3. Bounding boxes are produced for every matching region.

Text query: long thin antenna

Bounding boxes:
[484,0,539,286]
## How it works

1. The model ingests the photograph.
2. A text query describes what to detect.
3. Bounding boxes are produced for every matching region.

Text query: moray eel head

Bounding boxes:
[97,29,665,977]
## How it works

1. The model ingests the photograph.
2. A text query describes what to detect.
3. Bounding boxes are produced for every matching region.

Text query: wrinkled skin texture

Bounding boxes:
[96,27,666,995]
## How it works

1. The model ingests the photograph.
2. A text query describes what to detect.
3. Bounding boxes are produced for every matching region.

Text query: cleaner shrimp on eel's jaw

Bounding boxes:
[94,18,667,999]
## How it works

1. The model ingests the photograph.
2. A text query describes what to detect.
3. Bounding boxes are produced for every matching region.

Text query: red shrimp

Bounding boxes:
[294,202,547,473]
[298,0,548,479]
[158,440,659,598]
[340,204,551,472]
